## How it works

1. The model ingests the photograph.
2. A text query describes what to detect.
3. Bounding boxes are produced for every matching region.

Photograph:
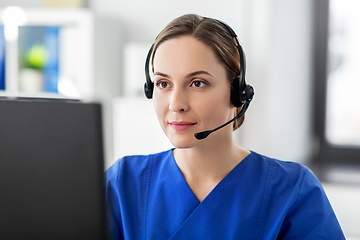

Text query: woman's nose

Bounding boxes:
[169,87,189,112]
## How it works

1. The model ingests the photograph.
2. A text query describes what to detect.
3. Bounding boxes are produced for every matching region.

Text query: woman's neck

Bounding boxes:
[173,134,250,202]
[173,133,250,185]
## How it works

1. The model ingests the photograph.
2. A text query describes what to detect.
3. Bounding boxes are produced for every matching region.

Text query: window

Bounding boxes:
[313,0,360,166]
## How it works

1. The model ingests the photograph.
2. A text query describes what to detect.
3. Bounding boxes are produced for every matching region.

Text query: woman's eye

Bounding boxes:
[156,81,170,89]
[191,80,206,88]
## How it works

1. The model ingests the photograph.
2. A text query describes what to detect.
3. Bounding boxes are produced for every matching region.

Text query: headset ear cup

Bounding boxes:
[243,84,255,102]
[230,77,242,108]
[144,44,154,99]
[144,82,154,99]
[231,79,255,108]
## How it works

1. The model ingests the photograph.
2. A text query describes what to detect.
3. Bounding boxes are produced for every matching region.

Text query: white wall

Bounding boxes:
[237,0,313,164]
[90,0,246,42]
[323,183,360,239]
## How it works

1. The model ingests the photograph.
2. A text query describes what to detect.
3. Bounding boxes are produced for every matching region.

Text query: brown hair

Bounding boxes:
[151,14,245,130]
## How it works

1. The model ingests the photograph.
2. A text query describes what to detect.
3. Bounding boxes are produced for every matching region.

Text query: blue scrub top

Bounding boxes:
[105,149,345,240]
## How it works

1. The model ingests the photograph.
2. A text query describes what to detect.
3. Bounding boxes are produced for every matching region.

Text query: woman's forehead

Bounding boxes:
[153,36,224,75]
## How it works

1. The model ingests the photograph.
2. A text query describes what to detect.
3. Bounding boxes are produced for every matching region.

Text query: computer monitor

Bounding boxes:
[0,98,106,240]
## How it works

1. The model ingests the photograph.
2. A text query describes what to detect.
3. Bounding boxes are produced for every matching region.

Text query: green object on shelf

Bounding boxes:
[25,43,46,69]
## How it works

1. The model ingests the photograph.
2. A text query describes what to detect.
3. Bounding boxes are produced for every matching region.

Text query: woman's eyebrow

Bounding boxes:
[153,70,212,78]
[186,71,212,78]
[153,72,170,78]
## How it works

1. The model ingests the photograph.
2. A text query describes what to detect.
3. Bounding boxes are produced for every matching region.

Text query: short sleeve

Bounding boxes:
[278,169,345,239]
[105,160,124,240]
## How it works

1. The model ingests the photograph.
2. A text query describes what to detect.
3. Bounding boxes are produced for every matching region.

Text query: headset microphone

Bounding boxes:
[194,100,250,140]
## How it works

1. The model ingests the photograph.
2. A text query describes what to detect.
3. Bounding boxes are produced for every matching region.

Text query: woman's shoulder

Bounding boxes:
[246,151,320,196]
[105,149,173,181]
[246,153,344,239]
[249,151,311,180]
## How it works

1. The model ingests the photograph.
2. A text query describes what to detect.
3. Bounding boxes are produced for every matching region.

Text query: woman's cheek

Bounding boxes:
[153,95,167,128]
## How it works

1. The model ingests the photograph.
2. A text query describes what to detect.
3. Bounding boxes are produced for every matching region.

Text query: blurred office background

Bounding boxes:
[0,0,359,238]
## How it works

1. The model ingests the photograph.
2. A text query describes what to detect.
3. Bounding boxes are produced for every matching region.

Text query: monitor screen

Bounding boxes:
[0,98,106,240]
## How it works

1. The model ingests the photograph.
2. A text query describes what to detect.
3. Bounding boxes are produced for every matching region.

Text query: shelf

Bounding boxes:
[0,8,94,99]
[0,90,80,100]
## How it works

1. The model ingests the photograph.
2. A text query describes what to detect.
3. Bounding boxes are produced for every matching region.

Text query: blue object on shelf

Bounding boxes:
[43,26,59,93]
[0,26,5,90]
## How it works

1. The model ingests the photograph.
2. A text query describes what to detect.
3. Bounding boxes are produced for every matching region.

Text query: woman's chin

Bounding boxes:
[168,136,197,149]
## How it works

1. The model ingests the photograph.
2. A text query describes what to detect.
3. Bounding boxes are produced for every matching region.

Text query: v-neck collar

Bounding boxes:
[145,149,268,240]
[168,149,254,204]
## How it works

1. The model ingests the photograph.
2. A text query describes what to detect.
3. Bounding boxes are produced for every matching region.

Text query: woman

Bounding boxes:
[105,14,345,239]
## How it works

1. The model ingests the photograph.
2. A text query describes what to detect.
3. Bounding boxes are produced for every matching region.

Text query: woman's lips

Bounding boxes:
[169,121,196,131]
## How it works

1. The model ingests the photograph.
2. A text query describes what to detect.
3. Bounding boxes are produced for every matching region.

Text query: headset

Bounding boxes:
[144,18,254,140]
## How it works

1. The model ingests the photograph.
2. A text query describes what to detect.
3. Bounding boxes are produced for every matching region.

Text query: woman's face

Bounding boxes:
[152,35,234,148]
